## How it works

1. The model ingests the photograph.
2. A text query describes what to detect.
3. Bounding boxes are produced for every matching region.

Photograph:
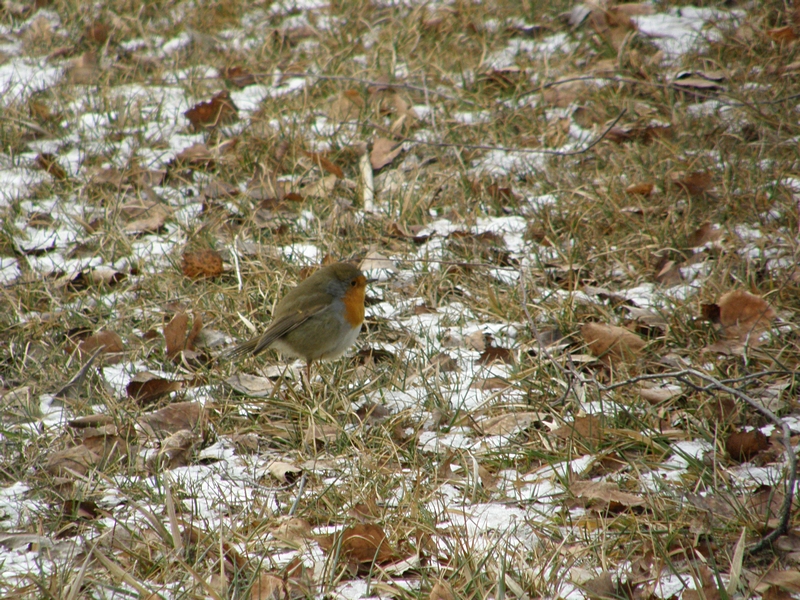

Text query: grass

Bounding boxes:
[1,0,800,597]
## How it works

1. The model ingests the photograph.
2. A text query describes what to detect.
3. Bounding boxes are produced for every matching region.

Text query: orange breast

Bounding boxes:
[342,275,367,328]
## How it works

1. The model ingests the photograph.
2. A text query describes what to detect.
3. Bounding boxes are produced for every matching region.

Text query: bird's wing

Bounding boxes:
[223,296,332,360]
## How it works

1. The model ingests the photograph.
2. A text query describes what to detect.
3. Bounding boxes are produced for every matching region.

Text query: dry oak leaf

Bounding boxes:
[571,481,645,510]
[717,290,775,343]
[553,415,605,443]
[768,26,797,43]
[580,572,616,600]
[127,372,184,406]
[477,412,541,436]
[250,573,283,600]
[266,461,302,484]
[328,89,364,121]
[299,174,337,199]
[184,90,238,131]
[671,171,713,196]
[222,65,256,88]
[139,401,205,437]
[46,444,100,478]
[317,523,396,566]
[164,312,189,358]
[76,330,124,357]
[181,249,224,279]
[301,150,344,178]
[429,582,455,600]
[157,429,199,469]
[726,429,770,463]
[758,571,800,594]
[122,200,171,234]
[581,322,645,366]
[370,137,403,170]
[625,182,654,196]
[686,222,721,248]
[683,567,721,600]
[175,143,215,168]
[66,51,99,84]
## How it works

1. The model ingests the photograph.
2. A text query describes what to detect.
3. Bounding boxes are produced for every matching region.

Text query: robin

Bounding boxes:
[224,262,368,381]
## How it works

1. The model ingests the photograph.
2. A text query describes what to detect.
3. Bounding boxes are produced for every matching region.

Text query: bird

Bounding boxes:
[224,262,368,382]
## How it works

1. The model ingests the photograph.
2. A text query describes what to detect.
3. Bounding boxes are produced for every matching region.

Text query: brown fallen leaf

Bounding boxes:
[671,171,713,196]
[717,290,775,344]
[477,345,514,365]
[221,65,256,88]
[580,572,616,600]
[126,372,183,405]
[571,481,645,510]
[768,26,797,43]
[553,415,605,443]
[184,90,238,132]
[581,323,645,366]
[370,137,403,170]
[429,582,455,600]
[683,566,722,600]
[46,444,100,478]
[66,51,99,84]
[175,143,215,168]
[625,182,654,196]
[181,249,224,279]
[301,150,344,178]
[726,429,770,463]
[157,429,199,469]
[76,330,124,357]
[317,523,396,567]
[122,200,171,234]
[164,312,189,359]
[328,89,364,121]
[266,461,302,484]
[139,401,205,437]
[686,222,721,248]
[250,573,284,600]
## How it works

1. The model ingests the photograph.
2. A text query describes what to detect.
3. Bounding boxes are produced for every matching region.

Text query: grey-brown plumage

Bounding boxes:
[224,263,367,377]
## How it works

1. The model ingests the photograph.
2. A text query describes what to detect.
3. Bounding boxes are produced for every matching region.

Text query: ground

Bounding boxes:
[1,0,800,598]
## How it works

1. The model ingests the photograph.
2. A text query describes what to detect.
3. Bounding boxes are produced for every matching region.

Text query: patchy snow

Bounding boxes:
[633,7,744,62]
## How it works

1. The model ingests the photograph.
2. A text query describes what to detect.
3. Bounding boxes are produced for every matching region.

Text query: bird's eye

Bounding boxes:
[351,279,357,287]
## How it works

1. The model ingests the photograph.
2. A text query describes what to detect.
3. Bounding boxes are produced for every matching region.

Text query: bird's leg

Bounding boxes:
[305,360,313,388]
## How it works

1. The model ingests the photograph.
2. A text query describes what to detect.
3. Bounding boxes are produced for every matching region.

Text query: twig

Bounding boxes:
[396,108,628,157]
[288,472,307,517]
[246,70,470,104]
[595,368,798,553]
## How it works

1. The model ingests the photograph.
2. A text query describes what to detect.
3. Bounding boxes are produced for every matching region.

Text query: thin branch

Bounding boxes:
[594,368,797,553]
[401,108,627,156]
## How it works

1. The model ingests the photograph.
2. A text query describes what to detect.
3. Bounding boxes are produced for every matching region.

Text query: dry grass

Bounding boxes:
[1,0,800,597]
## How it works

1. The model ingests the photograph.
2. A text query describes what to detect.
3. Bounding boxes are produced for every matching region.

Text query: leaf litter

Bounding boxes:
[0,0,799,598]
